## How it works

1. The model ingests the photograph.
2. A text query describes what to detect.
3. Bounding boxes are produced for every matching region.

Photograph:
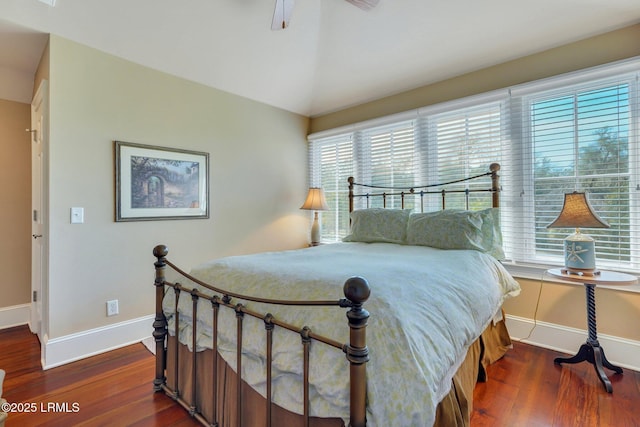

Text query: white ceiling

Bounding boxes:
[0,0,639,116]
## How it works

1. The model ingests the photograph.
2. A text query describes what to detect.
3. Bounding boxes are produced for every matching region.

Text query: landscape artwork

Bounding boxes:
[115,141,209,221]
[130,156,200,209]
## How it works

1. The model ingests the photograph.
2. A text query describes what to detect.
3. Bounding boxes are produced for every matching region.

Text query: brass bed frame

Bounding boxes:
[152,163,501,427]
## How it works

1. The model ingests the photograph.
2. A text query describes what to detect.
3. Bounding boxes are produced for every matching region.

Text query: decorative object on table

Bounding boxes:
[300,187,329,246]
[546,191,609,275]
[114,141,209,221]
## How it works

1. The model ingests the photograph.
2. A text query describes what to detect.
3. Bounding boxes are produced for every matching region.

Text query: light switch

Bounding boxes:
[71,207,84,224]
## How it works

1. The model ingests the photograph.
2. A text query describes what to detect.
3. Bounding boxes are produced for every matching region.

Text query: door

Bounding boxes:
[30,80,48,343]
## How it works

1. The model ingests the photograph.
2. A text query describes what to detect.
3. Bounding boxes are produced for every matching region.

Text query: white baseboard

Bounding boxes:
[42,314,155,370]
[16,309,639,373]
[505,314,640,372]
[0,304,30,330]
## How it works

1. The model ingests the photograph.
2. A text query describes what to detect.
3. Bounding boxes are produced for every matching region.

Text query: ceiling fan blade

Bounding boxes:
[344,0,379,11]
[271,0,295,30]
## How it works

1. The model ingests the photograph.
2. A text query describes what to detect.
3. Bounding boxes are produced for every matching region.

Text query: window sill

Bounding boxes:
[503,262,640,294]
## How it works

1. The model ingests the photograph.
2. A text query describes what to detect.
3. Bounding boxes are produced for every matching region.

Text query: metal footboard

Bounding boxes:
[152,244,371,427]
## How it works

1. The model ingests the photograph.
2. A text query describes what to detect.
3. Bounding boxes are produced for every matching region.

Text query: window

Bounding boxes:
[309,134,353,241]
[511,76,638,271]
[427,103,508,210]
[361,121,418,210]
[308,59,640,272]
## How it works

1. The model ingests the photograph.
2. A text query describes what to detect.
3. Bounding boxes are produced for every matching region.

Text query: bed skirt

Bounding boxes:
[163,316,511,427]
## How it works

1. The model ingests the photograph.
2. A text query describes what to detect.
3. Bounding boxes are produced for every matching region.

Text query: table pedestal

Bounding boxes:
[553,283,622,393]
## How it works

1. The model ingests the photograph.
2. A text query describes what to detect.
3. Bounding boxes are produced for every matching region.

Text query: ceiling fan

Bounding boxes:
[271,0,379,30]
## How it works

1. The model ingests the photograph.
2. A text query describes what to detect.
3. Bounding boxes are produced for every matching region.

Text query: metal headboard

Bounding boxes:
[348,163,501,212]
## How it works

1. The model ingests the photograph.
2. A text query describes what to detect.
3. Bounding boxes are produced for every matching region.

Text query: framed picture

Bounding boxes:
[115,141,209,221]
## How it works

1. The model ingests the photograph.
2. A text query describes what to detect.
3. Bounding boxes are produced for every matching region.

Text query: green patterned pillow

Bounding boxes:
[406,208,505,259]
[343,208,411,244]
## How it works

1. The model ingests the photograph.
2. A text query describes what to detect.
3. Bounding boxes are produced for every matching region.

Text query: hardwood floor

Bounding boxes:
[0,325,199,427]
[472,339,640,427]
[1,325,638,426]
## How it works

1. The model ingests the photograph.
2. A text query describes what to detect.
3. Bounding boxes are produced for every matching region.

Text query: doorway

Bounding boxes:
[30,80,48,355]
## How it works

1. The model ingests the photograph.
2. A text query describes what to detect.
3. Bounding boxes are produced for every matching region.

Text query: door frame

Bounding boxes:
[30,79,49,359]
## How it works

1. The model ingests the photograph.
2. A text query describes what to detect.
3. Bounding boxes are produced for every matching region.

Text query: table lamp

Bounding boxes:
[546,191,609,276]
[300,187,329,246]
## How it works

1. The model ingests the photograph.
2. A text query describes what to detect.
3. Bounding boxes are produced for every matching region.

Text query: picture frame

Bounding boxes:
[115,141,209,221]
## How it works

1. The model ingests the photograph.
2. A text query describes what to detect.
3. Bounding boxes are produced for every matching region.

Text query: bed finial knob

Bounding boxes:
[343,276,371,304]
[153,244,168,258]
[490,163,500,173]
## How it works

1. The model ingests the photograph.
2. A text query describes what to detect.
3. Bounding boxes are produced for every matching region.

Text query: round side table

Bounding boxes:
[546,268,637,393]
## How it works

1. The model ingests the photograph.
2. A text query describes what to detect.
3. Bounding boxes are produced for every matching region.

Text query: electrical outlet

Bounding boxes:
[106,299,119,317]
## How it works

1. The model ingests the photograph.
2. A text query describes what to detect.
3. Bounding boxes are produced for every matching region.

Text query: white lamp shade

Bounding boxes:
[300,188,329,211]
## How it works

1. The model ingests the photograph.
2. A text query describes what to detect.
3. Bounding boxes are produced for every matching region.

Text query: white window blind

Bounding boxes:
[309,59,640,271]
[359,120,419,210]
[426,102,509,211]
[507,74,640,270]
[309,133,354,241]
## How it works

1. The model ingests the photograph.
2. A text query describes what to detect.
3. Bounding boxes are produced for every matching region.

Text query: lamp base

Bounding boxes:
[561,267,601,277]
[310,211,321,246]
[564,230,597,272]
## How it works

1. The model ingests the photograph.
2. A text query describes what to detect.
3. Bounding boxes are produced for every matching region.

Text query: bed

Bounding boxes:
[151,163,521,426]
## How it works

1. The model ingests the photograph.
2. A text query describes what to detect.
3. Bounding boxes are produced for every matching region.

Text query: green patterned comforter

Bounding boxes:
[163,242,520,426]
